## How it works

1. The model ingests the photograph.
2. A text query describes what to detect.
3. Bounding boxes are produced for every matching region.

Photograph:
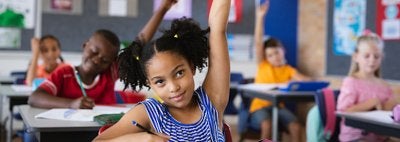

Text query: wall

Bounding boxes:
[298,0,327,77]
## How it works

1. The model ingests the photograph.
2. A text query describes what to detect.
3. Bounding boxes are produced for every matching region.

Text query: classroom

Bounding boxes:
[1,0,400,142]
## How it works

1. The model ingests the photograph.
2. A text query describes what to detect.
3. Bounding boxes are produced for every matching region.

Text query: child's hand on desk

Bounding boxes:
[70,96,94,109]
[366,98,381,110]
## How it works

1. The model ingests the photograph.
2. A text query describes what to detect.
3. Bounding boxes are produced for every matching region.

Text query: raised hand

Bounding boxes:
[31,38,40,56]
[257,0,270,18]
[160,0,178,10]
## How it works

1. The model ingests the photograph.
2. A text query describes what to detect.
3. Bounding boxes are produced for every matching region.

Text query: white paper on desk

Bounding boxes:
[35,106,130,121]
[241,84,287,91]
[353,111,392,122]
[11,85,32,92]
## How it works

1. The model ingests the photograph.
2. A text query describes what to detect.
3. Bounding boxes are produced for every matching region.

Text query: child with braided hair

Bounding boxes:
[93,0,231,141]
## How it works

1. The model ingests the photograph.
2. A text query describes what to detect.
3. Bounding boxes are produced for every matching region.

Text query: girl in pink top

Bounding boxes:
[337,30,398,142]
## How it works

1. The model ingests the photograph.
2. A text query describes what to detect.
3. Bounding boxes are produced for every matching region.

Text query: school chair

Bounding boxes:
[306,88,341,142]
[114,90,146,104]
[32,78,45,90]
[10,70,27,84]
[225,72,244,115]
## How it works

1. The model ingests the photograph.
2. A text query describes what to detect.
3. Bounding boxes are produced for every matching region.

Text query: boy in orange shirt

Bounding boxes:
[249,1,309,141]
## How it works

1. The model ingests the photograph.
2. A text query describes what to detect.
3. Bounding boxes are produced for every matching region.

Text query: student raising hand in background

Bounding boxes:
[26,35,65,86]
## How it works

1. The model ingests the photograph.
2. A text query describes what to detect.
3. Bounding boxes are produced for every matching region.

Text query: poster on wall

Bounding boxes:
[99,0,138,17]
[227,34,253,61]
[0,0,35,29]
[0,27,20,48]
[208,0,242,23]
[154,0,191,20]
[43,0,82,15]
[377,0,400,40]
[333,0,366,55]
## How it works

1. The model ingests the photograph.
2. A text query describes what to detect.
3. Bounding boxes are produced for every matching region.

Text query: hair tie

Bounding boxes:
[362,29,372,36]
[174,34,179,38]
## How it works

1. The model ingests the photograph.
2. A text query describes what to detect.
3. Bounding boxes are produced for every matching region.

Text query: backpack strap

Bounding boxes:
[322,88,337,139]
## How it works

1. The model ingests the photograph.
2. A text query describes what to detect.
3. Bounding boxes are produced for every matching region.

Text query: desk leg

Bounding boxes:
[272,106,278,142]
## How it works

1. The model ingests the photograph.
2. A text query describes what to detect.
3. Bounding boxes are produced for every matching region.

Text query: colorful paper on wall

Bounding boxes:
[154,0,191,20]
[0,0,35,28]
[207,0,242,23]
[333,0,366,55]
[377,0,400,40]
[0,27,20,48]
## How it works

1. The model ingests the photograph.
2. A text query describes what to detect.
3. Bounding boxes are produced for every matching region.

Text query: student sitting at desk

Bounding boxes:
[27,0,176,110]
[337,30,399,142]
[249,1,310,141]
[25,35,65,86]
[28,29,120,109]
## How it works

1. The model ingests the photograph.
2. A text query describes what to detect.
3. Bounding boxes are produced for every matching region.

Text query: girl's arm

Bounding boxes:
[26,38,40,86]
[292,72,311,81]
[136,0,177,44]
[203,0,230,121]
[93,104,170,142]
[28,88,94,109]
[254,0,269,64]
[345,98,381,112]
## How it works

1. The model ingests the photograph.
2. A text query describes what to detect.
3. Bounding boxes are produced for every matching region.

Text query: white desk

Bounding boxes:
[0,85,31,142]
[337,110,400,138]
[237,84,315,141]
[0,76,15,85]
[18,105,102,142]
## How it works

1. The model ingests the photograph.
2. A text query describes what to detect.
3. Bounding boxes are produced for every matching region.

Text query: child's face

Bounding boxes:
[81,34,118,75]
[146,52,195,108]
[265,47,285,66]
[354,42,383,75]
[40,38,61,65]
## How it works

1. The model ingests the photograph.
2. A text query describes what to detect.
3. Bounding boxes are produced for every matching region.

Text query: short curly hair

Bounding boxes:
[118,17,210,91]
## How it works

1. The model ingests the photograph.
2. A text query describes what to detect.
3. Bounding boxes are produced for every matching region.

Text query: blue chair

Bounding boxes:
[10,71,27,85]
[225,72,244,115]
[32,78,45,90]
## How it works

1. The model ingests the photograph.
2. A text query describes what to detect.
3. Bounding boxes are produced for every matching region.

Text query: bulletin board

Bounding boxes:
[327,0,400,80]
[4,0,257,52]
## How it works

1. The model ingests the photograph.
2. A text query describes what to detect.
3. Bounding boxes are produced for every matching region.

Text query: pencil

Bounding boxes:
[75,72,87,97]
[132,120,155,135]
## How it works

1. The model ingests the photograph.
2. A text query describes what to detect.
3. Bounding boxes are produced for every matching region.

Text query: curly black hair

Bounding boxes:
[118,17,210,91]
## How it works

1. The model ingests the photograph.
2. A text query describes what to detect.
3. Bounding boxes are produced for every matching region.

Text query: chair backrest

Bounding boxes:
[10,71,27,85]
[32,78,45,90]
[314,88,341,142]
[230,72,244,84]
[98,124,114,135]
[115,90,146,104]
[223,122,232,142]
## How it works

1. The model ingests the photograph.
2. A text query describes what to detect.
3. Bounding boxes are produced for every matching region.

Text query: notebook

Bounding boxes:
[279,81,330,92]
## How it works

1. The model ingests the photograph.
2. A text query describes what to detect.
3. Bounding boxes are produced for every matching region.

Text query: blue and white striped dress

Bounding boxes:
[141,87,225,142]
